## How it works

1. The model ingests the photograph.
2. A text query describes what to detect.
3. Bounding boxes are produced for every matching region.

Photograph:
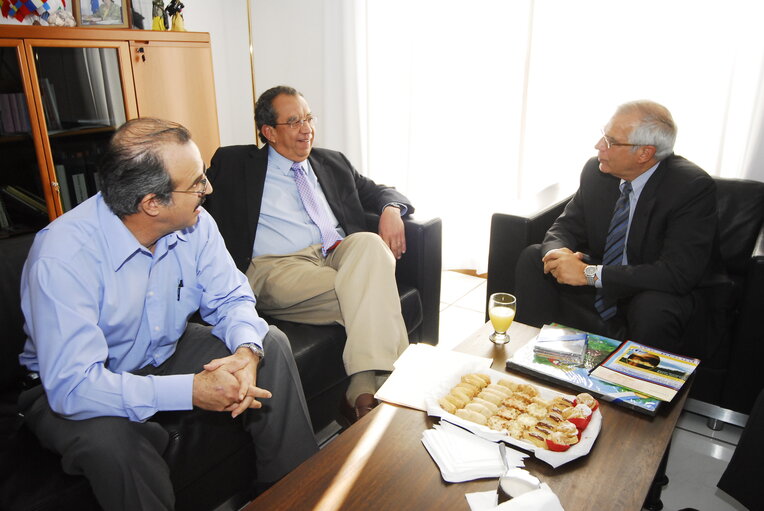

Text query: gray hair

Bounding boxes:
[100,118,191,218]
[254,85,303,145]
[615,100,677,160]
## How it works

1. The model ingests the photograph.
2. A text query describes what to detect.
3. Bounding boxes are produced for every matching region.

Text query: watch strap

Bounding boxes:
[238,342,264,361]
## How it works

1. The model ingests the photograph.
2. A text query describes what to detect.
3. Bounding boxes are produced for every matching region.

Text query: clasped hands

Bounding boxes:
[192,348,270,418]
[542,248,588,286]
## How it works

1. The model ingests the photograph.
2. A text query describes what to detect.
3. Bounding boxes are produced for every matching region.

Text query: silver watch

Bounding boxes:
[238,342,264,361]
[584,265,598,286]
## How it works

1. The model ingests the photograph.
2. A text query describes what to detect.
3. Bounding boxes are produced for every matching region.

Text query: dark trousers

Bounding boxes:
[18,324,318,511]
[515,244,695,352]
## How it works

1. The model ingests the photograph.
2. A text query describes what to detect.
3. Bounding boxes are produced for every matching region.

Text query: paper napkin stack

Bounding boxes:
[421,422,528,483]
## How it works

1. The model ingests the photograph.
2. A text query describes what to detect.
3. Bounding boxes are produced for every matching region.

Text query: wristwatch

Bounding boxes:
[238,342,264,361]
[584,265,598,286]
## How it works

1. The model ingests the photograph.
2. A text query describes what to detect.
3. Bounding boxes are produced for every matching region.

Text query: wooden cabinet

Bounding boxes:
[0,27,219,236]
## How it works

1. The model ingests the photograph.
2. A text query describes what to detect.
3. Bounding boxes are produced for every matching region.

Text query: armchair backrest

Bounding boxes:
[0,234,35,396]
[713,177,764,276]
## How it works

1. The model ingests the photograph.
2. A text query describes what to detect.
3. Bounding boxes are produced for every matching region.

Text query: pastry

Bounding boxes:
[455,408,488,425]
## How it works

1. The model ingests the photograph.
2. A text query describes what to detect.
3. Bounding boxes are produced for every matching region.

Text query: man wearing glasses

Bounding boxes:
[205,85,412,421]
[515,100,718,353]
[18,118,318,510]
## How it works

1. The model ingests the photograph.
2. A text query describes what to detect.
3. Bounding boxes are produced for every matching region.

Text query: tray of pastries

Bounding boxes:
[425,368,601,468]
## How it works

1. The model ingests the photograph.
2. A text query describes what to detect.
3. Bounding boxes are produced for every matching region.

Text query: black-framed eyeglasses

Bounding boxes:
[599,129,640,149]
[273,115,317,130]
[171,168,208,198]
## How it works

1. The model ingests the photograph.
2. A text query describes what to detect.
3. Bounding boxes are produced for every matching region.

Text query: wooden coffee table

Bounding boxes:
[245,321,688,510]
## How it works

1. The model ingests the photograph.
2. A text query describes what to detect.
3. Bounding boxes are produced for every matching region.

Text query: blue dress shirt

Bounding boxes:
[19,193,269,421]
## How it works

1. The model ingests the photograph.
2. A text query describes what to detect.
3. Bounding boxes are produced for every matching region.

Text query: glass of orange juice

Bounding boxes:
[488,293,516,344]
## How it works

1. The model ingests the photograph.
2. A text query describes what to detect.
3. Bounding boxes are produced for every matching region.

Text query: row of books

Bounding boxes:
[54,149,104,211]
[0,93,31,135]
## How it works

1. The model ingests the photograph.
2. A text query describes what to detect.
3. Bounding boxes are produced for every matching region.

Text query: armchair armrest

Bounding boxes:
[365,212,442,344]
[486,197,571,316]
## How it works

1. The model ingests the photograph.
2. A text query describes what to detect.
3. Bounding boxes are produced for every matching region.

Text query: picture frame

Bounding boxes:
[74,0,130,28]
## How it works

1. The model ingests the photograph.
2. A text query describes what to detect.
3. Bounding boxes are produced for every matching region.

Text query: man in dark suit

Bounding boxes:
[515,100,718,353]
[205,85,413,420]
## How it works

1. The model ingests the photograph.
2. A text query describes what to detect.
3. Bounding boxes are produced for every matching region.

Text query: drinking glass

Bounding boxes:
[488,293,516,344]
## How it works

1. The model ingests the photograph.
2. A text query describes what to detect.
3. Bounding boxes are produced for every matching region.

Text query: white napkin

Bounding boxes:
[421,422,528,483]
[465,484,564,511]
[375,343,493,411]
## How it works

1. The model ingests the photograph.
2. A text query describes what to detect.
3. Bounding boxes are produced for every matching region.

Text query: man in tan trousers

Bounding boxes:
[205,85,412,420]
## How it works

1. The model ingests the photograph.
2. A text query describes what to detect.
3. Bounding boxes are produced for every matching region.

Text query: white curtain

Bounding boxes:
[249,0,764,272]
[353,0,764,272]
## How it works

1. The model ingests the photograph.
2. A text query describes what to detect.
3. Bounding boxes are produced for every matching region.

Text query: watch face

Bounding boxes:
[585,266,596,276]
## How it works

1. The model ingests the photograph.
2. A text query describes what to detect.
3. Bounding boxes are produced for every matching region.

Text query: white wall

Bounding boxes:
[183,0,255,147]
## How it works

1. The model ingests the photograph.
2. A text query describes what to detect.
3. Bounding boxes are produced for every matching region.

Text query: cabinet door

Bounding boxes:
[0,39,51,235]
[25,39,137,214]
[130,41,220,165]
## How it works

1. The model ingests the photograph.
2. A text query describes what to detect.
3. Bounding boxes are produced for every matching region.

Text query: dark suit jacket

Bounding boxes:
[204,144,414,273]
[541,155,718,303]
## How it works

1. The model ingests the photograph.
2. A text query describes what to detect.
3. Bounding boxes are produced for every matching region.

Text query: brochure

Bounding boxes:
[533,324,588,365]
[506,325,662,416]
[589,340,699,402]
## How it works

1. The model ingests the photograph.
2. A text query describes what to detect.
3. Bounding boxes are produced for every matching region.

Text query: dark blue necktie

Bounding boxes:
[594,181,633,320]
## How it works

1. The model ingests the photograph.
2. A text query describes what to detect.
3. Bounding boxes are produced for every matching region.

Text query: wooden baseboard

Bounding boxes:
[448,269,487,279]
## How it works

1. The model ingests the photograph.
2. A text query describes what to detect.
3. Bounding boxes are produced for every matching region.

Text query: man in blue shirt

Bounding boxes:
[18,118,318,510]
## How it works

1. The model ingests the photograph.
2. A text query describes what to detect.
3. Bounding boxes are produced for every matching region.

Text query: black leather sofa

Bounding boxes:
[486,176,764,414]
[0,213,442,510]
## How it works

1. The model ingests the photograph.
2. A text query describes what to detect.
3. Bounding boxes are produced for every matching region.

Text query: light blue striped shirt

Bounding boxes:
[253,146,345,257]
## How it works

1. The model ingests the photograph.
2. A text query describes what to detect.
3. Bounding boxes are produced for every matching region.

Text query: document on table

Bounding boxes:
[375,343,493,411]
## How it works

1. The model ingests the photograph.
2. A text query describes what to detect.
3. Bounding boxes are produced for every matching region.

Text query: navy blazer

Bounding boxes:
[205,144,414,273]
[542,155,718,303]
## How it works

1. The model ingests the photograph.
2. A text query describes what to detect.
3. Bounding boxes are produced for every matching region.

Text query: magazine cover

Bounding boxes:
[506,325,662,415]
[589,340,699,402]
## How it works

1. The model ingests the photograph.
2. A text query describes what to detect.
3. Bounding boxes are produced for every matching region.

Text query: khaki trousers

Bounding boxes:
[246,232,409,375]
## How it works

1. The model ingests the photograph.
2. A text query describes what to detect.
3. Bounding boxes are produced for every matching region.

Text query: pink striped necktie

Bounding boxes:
[291,162,343,256]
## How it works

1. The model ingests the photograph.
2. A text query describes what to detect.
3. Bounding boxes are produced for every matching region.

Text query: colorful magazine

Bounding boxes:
[505,325,662,416]
[589,340,699,402]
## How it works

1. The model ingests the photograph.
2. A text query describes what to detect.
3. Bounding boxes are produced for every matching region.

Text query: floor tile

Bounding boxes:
[438,304,487,351]
[656,427,746,511]
[439,271,485,305]
[455,280,488,314]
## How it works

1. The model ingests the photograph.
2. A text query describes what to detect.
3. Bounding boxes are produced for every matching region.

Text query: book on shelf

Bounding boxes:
[533,324,588,365]
[13,93,30,133]
[54,164,73,212]
[71,173,89,205]
[589,340,699,402]
[506,324,663,415]
[1,185,47,214]
[0,94,14,134]
[0,195,10,230]
[40,79,62,131]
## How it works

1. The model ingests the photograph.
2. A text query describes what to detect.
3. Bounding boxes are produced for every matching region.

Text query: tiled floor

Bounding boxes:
[437,270,748,511]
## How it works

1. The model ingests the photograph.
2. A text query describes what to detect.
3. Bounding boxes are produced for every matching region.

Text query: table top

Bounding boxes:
[246,321,689,511]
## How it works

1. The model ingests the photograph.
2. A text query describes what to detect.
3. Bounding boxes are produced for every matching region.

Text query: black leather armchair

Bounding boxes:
[0,214,441,510]
[486,176,764,413]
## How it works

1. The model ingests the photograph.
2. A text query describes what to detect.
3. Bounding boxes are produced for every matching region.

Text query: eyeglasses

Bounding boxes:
[273,115,317,130]
[171,168,208,198]
[599,129,640,149]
